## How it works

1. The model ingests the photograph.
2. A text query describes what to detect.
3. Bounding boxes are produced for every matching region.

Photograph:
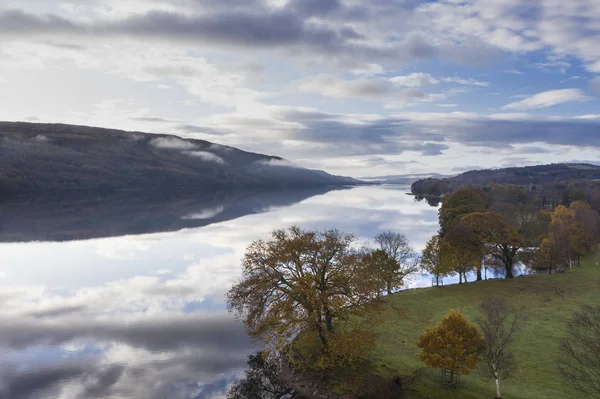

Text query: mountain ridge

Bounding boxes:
[0,121,361,199]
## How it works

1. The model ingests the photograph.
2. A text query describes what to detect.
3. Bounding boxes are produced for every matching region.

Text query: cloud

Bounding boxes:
[181,206,225,220]
[185,151,226,164]
[501,89,591,110]
[255,159,299,168]
[297,74,394,99]
[390,73,439,87]
[502,69,524,75]
[440,77,489,87]
[150,136,197,150]
[350,63,385,77]
[0,7,432,67]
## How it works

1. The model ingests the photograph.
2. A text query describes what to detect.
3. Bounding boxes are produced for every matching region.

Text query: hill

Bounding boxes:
[411,163,600,197]
[329,254,600,399]
[0,122,360,199]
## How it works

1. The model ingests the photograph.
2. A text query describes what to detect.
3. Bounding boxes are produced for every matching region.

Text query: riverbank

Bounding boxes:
[322,253,600,399]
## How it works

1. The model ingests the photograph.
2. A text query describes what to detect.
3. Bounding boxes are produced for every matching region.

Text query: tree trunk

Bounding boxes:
[386,282,392,296]
[505,263,514,278]
[495,373,501,399]
[459,273,463,284]
[435,275,440,287]
[463,272,468,283]
[317,323,329,349]
[476,266,482,281]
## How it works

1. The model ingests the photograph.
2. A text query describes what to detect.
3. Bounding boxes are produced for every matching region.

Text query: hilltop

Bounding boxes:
[0,122,360,199]
[411,163,600,197]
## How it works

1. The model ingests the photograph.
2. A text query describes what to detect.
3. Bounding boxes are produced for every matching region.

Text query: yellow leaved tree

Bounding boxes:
[418,309,484,387]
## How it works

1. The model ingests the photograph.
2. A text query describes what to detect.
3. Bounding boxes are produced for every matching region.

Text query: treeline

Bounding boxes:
[411,163,600,212]
[422,186,600,284]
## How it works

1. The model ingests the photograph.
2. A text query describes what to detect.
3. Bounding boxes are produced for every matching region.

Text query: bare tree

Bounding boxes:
[476,299,523,399]
[374,231,419,294]
[559,305,600,399]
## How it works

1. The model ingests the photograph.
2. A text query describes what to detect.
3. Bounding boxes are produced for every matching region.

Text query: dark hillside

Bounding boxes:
[411,163,600,206]
[0,122,360,199]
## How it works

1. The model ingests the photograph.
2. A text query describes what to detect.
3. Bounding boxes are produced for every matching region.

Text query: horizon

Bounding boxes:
[1,1,600,178]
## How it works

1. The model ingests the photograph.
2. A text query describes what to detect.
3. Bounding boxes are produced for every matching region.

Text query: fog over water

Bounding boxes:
[0,185,446,398]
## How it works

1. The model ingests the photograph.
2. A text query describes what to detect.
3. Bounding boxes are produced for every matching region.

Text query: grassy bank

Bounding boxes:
[336,253,600,398]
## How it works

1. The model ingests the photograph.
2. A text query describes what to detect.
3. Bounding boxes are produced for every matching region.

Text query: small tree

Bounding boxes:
[418,309,484,386]
[476,299,523,399]
[374,231,419,294]
[420,235,453,287]
[559,305,600,399]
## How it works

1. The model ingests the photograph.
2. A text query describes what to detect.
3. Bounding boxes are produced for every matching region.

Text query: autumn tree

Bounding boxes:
[462,212,524,278]
[418,309,484,386]
[227,226,384,370]
[438,188,487,236]
[362,249,401,296]
[559,305,600,399]
[569,201,599,266]
[444,221,483,282]
[372,231,419,294]
[420,235,454,286]
[476,299,523,399]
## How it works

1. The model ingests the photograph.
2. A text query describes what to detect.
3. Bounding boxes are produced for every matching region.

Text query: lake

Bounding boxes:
[0,185,444,398]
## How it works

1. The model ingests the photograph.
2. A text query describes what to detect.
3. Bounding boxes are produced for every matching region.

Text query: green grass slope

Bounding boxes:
[363,254,600,399]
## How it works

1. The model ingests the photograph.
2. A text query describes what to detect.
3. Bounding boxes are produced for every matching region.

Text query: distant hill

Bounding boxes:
[411,163,600,197]
[363,173,451,185]
[0,122,360,199]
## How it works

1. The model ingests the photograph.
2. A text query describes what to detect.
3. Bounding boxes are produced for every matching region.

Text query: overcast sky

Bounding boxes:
[1,0,600,177]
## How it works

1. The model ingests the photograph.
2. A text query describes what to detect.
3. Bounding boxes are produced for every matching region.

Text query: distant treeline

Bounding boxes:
[411,163,600,211]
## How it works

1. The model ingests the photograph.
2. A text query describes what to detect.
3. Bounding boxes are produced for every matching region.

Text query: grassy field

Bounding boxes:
[339,253,600,399]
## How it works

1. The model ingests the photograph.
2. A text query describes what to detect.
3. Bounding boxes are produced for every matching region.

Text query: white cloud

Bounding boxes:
[150,137,197,150]
[350,63,384,77]
[390,73,439,87]
[501,89,591,110]
[440,77,489,87]
[181,206,225,220]
[185,151,226,164]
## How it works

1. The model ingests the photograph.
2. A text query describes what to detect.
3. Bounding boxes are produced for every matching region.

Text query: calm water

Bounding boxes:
[0,185,443,398]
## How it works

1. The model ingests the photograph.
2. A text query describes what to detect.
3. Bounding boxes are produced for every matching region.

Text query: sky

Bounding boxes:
[1,0,600,177]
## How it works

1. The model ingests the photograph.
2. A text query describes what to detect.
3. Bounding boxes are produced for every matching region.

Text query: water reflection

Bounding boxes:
[0,185,439,398]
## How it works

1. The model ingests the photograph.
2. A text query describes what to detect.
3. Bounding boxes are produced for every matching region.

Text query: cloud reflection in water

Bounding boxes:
[0,185,439,398]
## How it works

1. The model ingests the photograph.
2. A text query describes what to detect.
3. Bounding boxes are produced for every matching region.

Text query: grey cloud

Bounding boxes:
[0,362,88,399]
[286,0,342,16]
[407,142,449,155]
[0,7,434,66]
[511,145,553,154]
[445,118,600,148]
[29,305,87,319]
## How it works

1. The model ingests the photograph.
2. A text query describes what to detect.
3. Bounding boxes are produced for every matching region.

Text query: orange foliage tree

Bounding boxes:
[418,309,485,385]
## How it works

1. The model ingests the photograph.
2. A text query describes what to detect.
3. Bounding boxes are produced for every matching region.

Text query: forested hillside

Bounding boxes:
[0,122,359,199]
